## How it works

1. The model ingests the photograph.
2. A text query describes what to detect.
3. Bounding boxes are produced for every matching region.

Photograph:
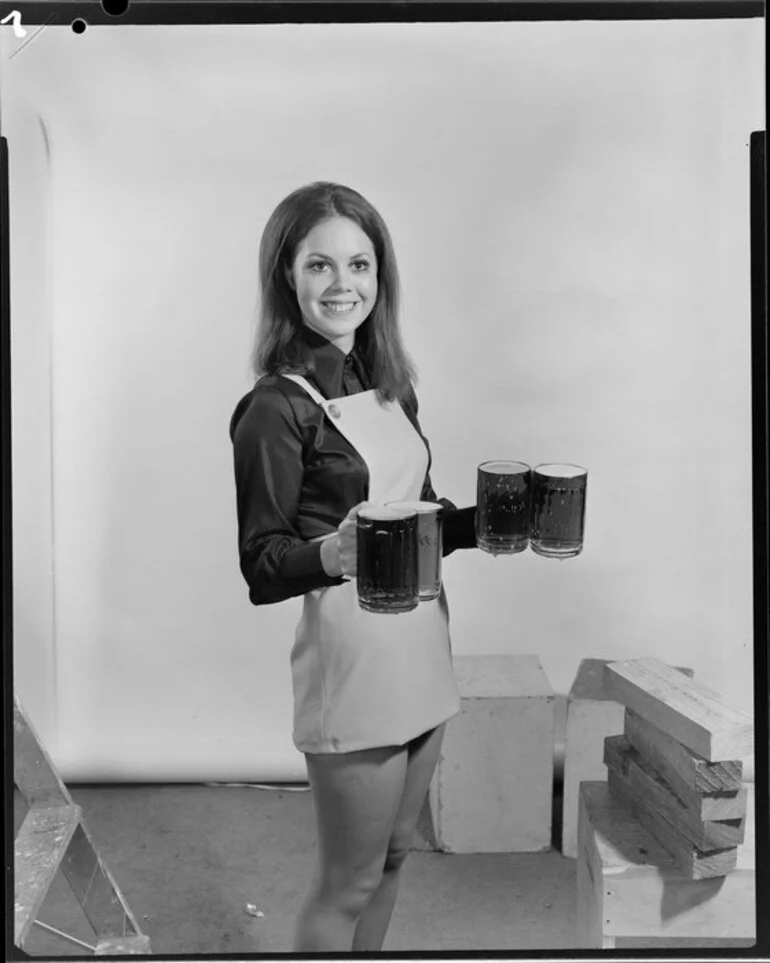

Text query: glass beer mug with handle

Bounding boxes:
[356,506,419,613]
[530,463,587,559]
[476,460,532,555]
[385,500,444,601]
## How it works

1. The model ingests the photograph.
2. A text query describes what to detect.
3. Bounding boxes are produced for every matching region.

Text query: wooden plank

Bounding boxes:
[624,708,743,793]
[14,805,81,946]
[61,822,142,940]
[576,784,605,948]
[607,771,737,879]
[13,699,72,808]
[588,779,755,873]
[623,709,746,821]
[95,936,151,955]
[604,657,753,761]
[604,737,745,850]
[580,779,675,869]
[577,782,755,942]
[690,787,747,822]
[569,659,692,703]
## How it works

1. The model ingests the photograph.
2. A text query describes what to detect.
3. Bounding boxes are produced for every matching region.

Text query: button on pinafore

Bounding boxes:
[281,374,461,753]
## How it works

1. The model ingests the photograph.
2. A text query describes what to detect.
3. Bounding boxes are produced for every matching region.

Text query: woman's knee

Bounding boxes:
[322,863,383,916]
[383,836,411,874]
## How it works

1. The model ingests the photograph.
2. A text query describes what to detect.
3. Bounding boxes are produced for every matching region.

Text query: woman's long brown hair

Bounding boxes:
[251,182,417,403]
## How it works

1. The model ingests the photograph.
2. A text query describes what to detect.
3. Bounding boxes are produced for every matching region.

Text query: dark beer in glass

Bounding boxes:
[357,506,419,614]
[386,500,444,601]
[530,463,587,559]
[476,461,531,555]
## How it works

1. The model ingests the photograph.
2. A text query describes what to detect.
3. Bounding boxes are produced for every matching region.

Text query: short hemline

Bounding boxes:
[292,703,461,756]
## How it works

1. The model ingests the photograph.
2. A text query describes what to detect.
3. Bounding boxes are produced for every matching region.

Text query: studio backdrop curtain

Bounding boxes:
[3,20,762,781]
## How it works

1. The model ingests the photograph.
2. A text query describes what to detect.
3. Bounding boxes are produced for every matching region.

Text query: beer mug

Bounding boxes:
[530,463,587,559]
[356,506,419,614]
[385,500,444,601]
[476,460,532,555]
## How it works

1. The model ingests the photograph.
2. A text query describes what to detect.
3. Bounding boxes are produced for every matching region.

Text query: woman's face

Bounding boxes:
[288,216,378,351]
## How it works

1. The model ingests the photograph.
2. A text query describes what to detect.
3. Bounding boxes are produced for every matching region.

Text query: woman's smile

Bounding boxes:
[320,299,361,315]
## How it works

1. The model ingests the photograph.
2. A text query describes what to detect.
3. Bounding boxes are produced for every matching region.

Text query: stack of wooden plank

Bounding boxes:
[602,657,753,881]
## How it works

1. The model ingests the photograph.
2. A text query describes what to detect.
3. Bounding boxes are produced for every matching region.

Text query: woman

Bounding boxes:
[230,182,477,952]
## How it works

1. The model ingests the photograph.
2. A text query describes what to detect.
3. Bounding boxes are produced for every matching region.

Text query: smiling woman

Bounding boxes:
[229,181,478,951]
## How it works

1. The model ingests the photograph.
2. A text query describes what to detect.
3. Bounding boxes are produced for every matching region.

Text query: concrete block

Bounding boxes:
[429,654,555,853]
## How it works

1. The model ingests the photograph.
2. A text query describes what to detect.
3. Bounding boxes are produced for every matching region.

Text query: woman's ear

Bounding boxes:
[284,263,295,290]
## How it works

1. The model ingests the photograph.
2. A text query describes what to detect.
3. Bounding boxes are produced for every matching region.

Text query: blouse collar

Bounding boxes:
[300,325,368,398]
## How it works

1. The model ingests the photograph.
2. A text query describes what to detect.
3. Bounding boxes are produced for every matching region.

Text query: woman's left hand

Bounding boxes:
[335,501,377,577]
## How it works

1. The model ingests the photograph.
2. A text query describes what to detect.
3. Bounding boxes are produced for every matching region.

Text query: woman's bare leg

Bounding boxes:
[292,744,408,952]
[352,724,446,952]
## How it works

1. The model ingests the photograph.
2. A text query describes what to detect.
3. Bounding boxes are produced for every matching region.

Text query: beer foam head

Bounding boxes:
[534,463,586,479]
[385,500,443,514]
[479,460,530,475]
[358,506,416,522]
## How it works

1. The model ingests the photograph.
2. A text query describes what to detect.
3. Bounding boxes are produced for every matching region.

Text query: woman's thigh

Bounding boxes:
[305,745,409,889]
[388,724,446,853]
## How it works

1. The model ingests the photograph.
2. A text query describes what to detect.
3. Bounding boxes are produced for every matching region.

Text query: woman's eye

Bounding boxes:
[308,262,328,272]
[352,260,371,272]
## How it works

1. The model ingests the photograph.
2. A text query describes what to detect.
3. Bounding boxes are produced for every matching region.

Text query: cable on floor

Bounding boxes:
[203,782,310,791]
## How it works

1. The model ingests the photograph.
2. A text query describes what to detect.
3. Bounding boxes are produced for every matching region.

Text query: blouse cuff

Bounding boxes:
[443,505,478,554]
[280,539,332,582]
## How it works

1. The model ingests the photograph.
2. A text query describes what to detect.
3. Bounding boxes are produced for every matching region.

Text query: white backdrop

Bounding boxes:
[4,20,763,781]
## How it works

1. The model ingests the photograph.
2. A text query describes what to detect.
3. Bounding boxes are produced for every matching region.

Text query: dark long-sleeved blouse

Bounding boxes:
[230,327,477,605]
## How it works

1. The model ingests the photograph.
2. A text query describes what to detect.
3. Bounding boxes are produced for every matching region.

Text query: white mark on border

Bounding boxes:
[1,9,26,37]
[3,11,58,59]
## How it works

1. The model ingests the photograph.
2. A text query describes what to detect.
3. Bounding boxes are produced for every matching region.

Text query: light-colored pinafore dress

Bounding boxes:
[281,374,461,754]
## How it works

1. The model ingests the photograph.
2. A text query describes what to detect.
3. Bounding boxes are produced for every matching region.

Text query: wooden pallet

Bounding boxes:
[13,696,151,956]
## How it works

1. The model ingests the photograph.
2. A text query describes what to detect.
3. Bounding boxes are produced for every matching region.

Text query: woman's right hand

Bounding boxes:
[320,501,376,578]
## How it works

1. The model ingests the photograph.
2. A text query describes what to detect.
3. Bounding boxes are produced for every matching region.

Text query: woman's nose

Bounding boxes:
[328,266,353,291]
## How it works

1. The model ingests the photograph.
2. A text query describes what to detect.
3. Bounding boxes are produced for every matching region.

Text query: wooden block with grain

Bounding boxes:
[606,768,738,880]
[604,658,753,761]
[604,736,745,853]
[577,780,755,948]
[624,709,745,820]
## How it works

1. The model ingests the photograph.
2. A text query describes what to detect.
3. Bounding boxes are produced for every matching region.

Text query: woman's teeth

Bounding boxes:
[322,302,357,314]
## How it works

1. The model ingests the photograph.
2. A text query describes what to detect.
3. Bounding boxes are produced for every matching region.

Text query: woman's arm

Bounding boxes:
[401,389,477,556]
[421,478,478,557]
[231,384,347,605]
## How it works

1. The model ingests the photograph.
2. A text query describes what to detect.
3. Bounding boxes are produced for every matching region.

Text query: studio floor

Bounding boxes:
[16,777,578,957]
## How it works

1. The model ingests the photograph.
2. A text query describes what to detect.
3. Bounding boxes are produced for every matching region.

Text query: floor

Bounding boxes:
[16,776,578,957]
[14,686,759,959]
